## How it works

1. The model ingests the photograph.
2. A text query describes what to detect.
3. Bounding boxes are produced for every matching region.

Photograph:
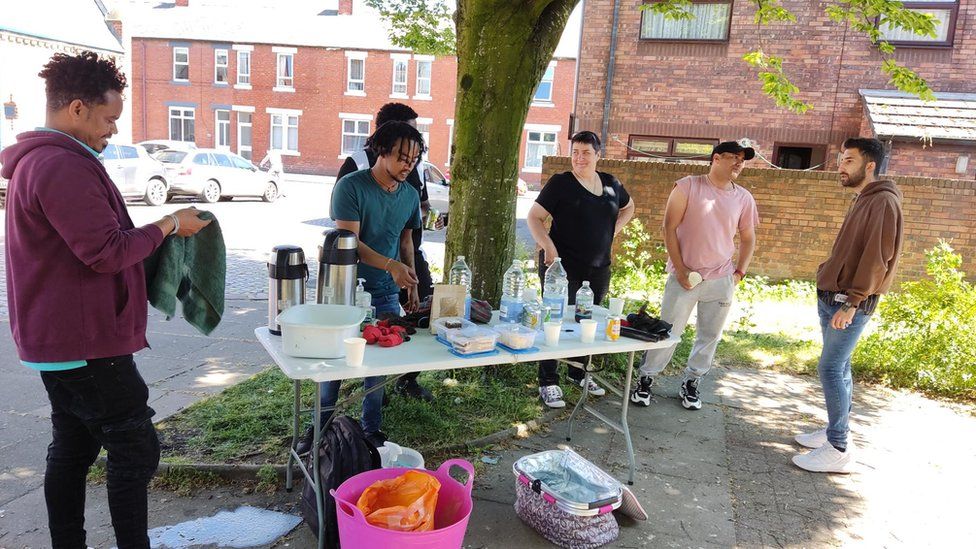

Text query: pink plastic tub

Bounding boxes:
[330,458,474,548]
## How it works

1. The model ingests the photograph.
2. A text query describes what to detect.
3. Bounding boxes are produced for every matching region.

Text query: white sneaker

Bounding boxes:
[578,377,606,396]
[792,442,855,474]
[539,385,565,409]
[794,428,828,449]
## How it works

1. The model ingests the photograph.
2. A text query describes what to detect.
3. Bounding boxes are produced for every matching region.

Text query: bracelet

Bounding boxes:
[167,214,180,235]
[734,269,745,279]
[384,257,394,271]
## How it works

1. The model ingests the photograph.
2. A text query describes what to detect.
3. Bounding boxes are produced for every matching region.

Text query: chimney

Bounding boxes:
[176,0,189,7]
[338,0,353,15]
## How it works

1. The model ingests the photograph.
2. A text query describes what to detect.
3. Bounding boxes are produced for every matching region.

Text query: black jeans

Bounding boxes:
[537,253,612,386]
[40,355,160,549]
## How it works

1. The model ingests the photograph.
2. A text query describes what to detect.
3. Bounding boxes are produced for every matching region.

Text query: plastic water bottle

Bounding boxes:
[355,278,374,323]
[448,255,473,319]
[543,258,568,322]
[575,281,594,322]
[520,288,543,330]
[499,260,526,323]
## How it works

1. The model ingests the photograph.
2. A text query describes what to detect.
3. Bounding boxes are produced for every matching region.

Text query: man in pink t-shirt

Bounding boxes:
[631,141,760,410]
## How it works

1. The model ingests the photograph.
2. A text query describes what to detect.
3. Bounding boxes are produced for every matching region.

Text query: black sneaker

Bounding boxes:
[294,426,315,456]
[630,375,653,407]
[680,378,702,410]
[395,377,434,402]
[365,430,388,449]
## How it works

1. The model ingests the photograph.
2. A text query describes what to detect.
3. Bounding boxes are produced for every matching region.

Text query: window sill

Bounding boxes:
[389,93,409,99]
[531,101,555,108]
[171,80,191,86]
[338,154,353,160]
[273,86,296,93]
[521,166,542,174]
[234,83,252,90]
[413,95,432,101]
[344,90,367,97]
[273,150,301,157]
[214,81,229,87]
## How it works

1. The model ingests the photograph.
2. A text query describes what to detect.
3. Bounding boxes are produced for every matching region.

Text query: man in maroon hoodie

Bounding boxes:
[792,137,903,474]
[0,52,209,548]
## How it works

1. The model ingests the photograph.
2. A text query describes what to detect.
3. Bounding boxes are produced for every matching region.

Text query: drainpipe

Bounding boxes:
[600,0,622,148]
[141,41,148,141]
[570,0,585,138]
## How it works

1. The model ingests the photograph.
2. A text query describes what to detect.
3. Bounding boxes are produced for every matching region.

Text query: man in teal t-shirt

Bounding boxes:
[312,121,425,449]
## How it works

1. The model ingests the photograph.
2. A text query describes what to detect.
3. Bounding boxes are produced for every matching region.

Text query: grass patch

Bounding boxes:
[150,466,222,497]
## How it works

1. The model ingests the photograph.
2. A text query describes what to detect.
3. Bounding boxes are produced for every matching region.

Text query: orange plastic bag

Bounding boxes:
[356,470,441,532]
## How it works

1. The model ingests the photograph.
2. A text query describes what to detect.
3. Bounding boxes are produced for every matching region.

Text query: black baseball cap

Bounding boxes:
[712,141,755,160]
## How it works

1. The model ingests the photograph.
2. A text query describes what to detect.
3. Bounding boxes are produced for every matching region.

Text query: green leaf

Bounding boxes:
[639,0,696,21]
[363,0,456,56]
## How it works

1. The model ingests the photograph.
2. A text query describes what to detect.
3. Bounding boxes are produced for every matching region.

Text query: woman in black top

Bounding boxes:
[526,131,635,408]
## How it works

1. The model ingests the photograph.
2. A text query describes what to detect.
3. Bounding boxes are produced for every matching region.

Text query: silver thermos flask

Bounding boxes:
[268,245,308,335]
[317,229,358,305]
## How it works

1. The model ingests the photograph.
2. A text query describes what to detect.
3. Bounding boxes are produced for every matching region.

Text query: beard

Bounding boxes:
[840,165,866,188]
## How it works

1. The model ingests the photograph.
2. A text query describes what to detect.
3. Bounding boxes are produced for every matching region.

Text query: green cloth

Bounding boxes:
[144,211,225,335]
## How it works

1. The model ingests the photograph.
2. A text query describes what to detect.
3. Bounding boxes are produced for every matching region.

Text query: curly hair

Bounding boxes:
[375,102,419,127]
[367,121,427,159]
[38,51,127,111]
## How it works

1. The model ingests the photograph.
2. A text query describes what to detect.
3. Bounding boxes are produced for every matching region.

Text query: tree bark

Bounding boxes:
[447,0,577,305]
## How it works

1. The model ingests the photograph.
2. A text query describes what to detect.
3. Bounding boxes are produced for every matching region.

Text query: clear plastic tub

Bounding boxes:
[431,316,475,338]
[493,323,538,350]
[444,326,499,355]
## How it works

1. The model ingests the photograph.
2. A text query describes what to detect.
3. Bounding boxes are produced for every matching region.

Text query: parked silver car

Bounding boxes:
[102,143,170,206]
[155,148,280,203]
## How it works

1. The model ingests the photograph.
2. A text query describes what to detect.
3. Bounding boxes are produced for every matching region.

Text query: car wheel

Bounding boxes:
[262,181,279,203]
[200,180,221,203]
[143,178,168,206]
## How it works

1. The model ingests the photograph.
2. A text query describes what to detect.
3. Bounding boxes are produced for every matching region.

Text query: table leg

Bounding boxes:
[622,351,636,486]
[566,356,592,442]
[313,382,325,548]
[286,379,300,492]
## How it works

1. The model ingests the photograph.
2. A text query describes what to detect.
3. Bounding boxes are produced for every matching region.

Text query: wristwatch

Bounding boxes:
[840,302,855,313]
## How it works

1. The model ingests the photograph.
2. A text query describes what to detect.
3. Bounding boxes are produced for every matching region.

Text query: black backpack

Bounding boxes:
[300,415,381,547]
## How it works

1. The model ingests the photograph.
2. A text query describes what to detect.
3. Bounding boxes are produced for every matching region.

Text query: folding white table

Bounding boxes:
[255,312,678,546]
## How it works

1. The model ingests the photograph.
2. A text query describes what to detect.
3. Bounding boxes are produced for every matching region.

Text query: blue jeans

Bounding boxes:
[319,292,401,434]
[817,297,872,450]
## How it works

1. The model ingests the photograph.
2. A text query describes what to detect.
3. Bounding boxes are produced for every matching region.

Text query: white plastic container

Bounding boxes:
[493,323,538,350]
[444,326,499,355]
[377,441,425,469]
[277,304,366,358]
[431,316,475,338]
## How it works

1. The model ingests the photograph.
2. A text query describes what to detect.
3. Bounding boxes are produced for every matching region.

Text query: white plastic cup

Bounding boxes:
[544,322,562,347]
[687,271,703,288]
[608,297,625,316]
[579,319,598,343]
[344,337,366,367]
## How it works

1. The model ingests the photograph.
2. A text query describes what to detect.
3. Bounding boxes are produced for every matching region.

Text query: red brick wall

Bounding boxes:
[131,38,576,179]
[543,156,976,284]
[575,0,976,179]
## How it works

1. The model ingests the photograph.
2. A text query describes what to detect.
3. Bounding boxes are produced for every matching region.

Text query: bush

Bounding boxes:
[853,241,976,399]
[609,219,667,308]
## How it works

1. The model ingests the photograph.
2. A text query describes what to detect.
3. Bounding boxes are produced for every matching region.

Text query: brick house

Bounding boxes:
[574,0,976,180]
[126,0,580,183]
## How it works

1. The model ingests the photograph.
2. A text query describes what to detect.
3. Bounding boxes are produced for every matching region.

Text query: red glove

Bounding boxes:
[362,325,382,344]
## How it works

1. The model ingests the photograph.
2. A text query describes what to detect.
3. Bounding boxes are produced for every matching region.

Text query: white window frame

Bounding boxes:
[273,47,296,91]
[168,106,195,142]
[214,109,231,149]
[339,112,372,159]
[266,107,301,156]
[345,51,367,96]
[172,46,189,82]
[390,53,410,98]
[414,55,433,100]
[532,61,557,105]
[234,45,252,89]
[522,123,561,173]
[214,49,229,84]
[233,105,254,159]
[446,118,454,167]
[415,117,433,162]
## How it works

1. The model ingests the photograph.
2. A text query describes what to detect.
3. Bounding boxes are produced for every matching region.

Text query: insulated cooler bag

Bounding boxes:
[513,449,622,549]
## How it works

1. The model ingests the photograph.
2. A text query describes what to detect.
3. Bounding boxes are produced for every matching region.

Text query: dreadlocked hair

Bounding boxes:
[366,121,427,159]
[39,51,127,111]
[376,103,419,127]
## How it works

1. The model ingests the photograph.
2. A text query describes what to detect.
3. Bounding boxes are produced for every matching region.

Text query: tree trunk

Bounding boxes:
[446,0,577,305]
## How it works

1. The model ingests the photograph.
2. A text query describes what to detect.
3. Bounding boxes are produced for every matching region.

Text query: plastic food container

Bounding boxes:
[444,326,498,355]
[277,304,366,359]
[431,316,475,338]
[492,323,538,350]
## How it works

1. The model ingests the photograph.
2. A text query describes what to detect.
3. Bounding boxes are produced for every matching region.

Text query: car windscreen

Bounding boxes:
[156,151,188,164]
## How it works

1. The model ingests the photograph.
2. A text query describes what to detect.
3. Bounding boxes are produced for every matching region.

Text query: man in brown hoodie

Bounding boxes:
[792,137,903,474]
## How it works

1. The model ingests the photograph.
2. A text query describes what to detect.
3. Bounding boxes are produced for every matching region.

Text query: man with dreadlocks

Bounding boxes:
[315,120,425,449]
[0,51,210,548]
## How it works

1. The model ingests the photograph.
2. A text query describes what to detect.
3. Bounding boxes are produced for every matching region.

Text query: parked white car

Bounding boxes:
[138,139,197,157]
[101,143,170,206]
[155,147,280,203]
